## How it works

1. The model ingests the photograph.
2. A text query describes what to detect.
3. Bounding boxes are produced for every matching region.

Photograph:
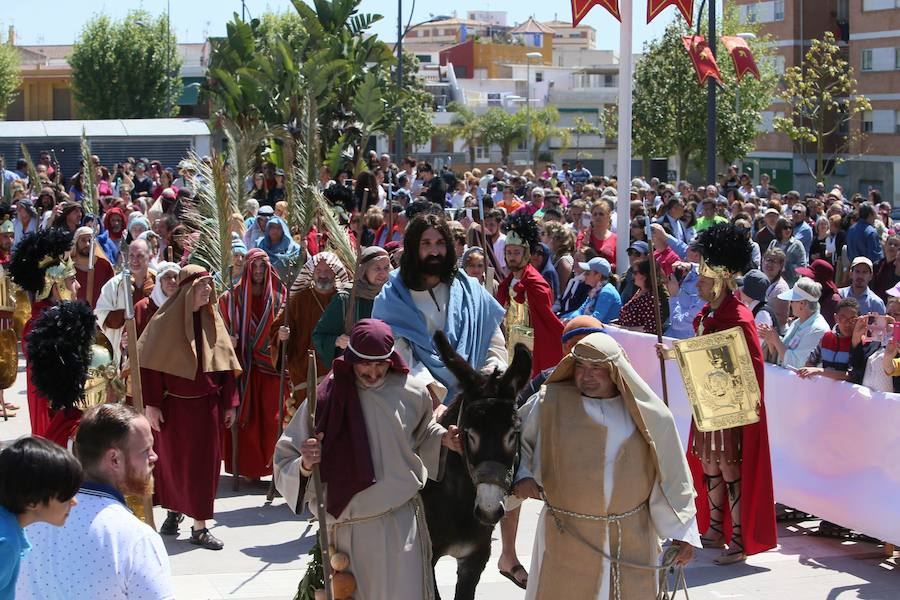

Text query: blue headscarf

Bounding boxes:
[536,242,560,300]
[255,216,299,265]
[372,270,505,404]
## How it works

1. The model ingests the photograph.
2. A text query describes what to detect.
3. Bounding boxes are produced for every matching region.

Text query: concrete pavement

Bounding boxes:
[3,356,899,599]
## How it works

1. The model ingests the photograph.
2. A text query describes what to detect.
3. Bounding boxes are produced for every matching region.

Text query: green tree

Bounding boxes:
[773,32,871,183]
[630,11,776,178]
[480,108,526,167]
[571,116,600,160]
[438,102,483,169]
[70,10,181,118]
[0,36,20,119]
[524,106,568,171]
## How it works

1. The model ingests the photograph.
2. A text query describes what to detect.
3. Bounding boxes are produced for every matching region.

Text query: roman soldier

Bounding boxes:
[8,228,80,436]
[659,223,777,564]
[496,212,564,377]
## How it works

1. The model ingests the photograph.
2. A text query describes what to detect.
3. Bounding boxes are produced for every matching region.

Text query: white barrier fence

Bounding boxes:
[605,327,900,545]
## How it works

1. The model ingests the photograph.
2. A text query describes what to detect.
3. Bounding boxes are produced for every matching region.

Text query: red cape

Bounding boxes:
[496,264,564,377]
[689,292,777,556]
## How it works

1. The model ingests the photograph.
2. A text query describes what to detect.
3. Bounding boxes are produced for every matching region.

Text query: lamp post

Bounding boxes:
[525,51,543,169]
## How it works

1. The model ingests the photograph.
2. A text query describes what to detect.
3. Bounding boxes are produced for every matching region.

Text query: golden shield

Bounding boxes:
[0,328,17,389]
[673,326,761,432]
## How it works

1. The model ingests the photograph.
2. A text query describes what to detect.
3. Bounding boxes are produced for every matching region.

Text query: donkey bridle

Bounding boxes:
[456,395,521,492]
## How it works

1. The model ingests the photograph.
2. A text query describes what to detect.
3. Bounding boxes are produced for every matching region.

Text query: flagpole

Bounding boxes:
[615,0,633,277]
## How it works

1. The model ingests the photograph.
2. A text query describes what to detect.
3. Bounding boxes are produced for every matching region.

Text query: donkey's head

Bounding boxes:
[434,331,532,525]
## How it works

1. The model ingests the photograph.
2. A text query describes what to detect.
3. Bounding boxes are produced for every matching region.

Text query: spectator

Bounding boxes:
[791,203,813,258]
[755,208,780,252]
[651,223,679,277]
[797,297,860,381]
[809,216,830,262]
[16,404,175,599]
[0,437,82,599]
[795,259,843,327]
[694,197,728,234]
[560,257,621,323]
[755,173,771,199]
[767,218,808,285]
[570,160,592,186]
[496,184,523,214]
[556,247,596,315]
[839,257,885,315]
[738,268,782,334]
[577,201,617,269]
[515,187,546,219]
[663,243,706,340]
[759,277,830,369]
[872,234,900,300]
[618,240,650,305]
[846,202,884,265]
[418,162,447,206]
[616,258,669,333]
[543,222,575,291]
[656,196,692,244]
[131,162,153,200]
[529,242,560,300]
[267,168,286,206]
[854,293,900,391]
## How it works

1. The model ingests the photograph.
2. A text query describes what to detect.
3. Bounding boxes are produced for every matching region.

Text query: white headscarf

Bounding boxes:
[150,261,181,308]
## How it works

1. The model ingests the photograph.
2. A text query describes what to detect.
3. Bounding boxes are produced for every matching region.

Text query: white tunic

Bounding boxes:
[517,393,700,600]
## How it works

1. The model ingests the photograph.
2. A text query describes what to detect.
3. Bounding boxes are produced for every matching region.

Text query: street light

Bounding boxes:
[525,51,542,168]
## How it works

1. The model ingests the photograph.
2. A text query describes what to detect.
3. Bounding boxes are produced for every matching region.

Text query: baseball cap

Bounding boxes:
[627,240,650,255]
[257,205,275,217]
[850,256,873,272]
[738,269,770,303]
[578,257,612,277]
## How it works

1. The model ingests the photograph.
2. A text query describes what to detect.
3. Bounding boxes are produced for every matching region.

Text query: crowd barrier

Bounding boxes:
[604,327,900,545]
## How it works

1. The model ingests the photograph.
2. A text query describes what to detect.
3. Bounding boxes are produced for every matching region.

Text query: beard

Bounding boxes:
[421,255,447,276]
[314,278,334,292]
[121,461,154,497]
[76,246,90,258]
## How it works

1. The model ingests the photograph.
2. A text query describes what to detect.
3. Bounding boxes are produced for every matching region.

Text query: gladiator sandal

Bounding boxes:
[159,511,184,536]
[190,527,224,551]
[700,474,726,549]
[715,478,747,565]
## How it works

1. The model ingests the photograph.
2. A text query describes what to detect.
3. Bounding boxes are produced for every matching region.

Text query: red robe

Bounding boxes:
[133,297,161,338]
[219,289,284,478]
[496,264,564,377]
[689,292,777,556]
[75,256,115,308]
[23,299,53,437]
[142,315,238,520]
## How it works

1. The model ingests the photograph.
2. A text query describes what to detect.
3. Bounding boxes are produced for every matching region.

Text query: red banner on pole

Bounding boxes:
[721,36,762,82]
[681,35,723,86]
[571,0,621,26]
[648,0,695,27]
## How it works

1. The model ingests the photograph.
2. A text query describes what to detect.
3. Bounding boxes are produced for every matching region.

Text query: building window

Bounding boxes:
[535,71,543,83]
[837,0,849,20]
[862,0,898,10]
[774,0,785,20]
[862,49,873,71]
[475,145,489,160]
[896,48,900,69]
[896,112,900,134]
[863,112,874,133]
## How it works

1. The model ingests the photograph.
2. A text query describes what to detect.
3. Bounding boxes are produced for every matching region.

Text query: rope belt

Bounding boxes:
[541,491,689,600]
[162,392,207,400]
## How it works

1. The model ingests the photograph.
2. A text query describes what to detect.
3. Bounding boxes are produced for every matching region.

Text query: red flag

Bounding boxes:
[681,35,723,86]
[571,0,621,26]
[721,36,762,83]
[648,0,695,27]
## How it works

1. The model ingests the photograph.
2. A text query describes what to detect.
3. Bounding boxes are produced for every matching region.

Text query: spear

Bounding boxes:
[478,192,495,293]
[123,267,156,528]
[646,222,670,406]
[267,268,294,503]
[306,349,334,600]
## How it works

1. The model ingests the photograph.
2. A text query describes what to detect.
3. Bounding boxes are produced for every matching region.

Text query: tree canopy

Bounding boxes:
[69,10,182,119]
[0,34,20,119]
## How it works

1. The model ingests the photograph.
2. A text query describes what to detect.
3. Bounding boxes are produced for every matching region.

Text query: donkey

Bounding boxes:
[420,330,532,600]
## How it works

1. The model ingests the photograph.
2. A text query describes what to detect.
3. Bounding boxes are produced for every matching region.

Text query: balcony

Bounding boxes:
[548,88,619,107]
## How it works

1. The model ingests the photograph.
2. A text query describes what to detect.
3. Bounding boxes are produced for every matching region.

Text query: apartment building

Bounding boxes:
[736,0,900,201]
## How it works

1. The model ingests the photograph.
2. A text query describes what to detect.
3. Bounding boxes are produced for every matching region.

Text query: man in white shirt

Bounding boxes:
[17,404,174,600]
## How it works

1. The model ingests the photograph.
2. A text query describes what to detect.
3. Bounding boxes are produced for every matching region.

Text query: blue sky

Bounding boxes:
[2,0,682,52]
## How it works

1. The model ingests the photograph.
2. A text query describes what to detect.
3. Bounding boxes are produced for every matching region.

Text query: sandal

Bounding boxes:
[714,524,746,565]
[190,527,224,550]
[499,564,528,589]
[159,511,184,536]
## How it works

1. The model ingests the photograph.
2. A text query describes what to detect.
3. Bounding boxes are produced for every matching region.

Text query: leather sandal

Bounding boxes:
[159,511,184,536]
[190,527,224,550]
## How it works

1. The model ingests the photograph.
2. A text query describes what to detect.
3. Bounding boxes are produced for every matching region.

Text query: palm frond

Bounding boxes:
[80,130,98,217]
[221,117,268,216]
[19,144,39,193]
[314,189,355,271]
[184,150,235,290]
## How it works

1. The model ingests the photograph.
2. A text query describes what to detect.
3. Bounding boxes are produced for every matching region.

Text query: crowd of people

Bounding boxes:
[0,144,893,598]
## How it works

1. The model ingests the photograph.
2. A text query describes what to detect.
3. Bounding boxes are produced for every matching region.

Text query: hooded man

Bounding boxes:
[274,319,461,600]
[255,215,301,283]
[497,212,564,378]
[72,226,115,308]
[372,212,507,406]
[139,265,242,550]
[273,252,350,411]
[100,206,127,264]
[219,249,287,480]
[658,224,777,564]
[514,333,698,599]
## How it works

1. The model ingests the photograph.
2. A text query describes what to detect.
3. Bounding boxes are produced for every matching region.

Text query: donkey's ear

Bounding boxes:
[433,330,482,393]
[499,343,532,399]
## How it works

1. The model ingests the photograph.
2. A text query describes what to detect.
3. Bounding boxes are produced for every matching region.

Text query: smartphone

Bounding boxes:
[892,322,900,345]
[867,315,888,340]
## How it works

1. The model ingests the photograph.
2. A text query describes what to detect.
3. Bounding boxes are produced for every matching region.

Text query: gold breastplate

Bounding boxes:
[0,267,15,313]
[504,287,534,354]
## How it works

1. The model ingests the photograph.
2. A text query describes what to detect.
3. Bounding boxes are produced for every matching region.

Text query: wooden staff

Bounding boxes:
[386,184,393,243]
[226,265,240,492]
[123,268,156,529]
[307,349,334,600]
[477,193,495,293]
[267,280,292,503]
[343,246,362,335]
[86,223,98,307]
[646,225,670,406]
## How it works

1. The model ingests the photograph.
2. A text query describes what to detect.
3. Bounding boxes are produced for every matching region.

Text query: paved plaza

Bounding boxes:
[2,358,899,599]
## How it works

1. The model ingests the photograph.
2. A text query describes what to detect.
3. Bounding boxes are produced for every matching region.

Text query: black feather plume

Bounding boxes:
[694,223,753,275]
[25,301,96,411]
[9,229,74,295]
[501,211,541,252]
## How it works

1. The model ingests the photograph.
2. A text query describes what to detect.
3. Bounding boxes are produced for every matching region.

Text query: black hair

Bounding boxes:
[0,437,82,514]
[75,404,142,472]
[400,213,458,290]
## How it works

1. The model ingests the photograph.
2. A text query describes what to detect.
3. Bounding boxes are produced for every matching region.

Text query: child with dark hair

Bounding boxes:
[0,437,82,598]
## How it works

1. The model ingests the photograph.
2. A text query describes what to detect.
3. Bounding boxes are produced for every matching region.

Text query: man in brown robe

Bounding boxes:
[514,333,698,600]
[72,226,114,308]
[140,265,242,550]
[272,251,349,412]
